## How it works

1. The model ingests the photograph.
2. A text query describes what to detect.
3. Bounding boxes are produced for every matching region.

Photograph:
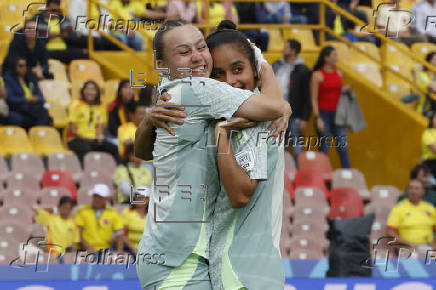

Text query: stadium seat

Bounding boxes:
[80,170,114,192]
[102,79,120,107]
[383,43,414,82]
[283,28,318,51]
[0,237,20,265]
[284,172,294,200]
[371,185,400,206]
[411,43,436,60]
[291,220,329,237]
[0,25,13,45]
[294,170,330,200]
[48,59,69,82]
[267,29,284,52]
[0,206,33,225]
[284,151,296,180]
[297,151,333,181]
[290,234,329,252]
[386,82,412,104]
[6,172,40,192]
[0,156,9,188]
[0,126,34,156]
[69,60,104,86]
[2,188,38,207]
[41,171,77,201]
[325,41,351,64]
[364,203,391,223]
[356,6,376,33]
[351,42,381,64]
[289,247,325,259]
[349,63,383,88]
[45,102,69,128]
[39,187,72,206]
[328,187,365,219]
[29,126,69,156]
[70,81,84,100]
[294,186,328,207]
[332,169,370,200]
[292,205,329,223]
[48,152,83,183]
[83,151,117,176]
[31,222,46,237]
[39,80,71,108]
[11,153,45,181]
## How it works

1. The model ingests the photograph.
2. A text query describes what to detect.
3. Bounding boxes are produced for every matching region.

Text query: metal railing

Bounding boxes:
[87,0,436,98]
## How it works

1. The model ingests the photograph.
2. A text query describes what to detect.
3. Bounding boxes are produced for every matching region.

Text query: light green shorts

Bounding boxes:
[136,253,212,290]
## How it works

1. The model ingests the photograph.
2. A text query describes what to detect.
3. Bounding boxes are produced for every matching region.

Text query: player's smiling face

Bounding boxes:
[159,25,212,79]
[210,43,256,91]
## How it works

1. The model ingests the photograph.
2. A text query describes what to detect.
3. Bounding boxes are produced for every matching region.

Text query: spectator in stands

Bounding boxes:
[67,80,119,163]
[311,46,351,168]
[343,0,377,44]
[234,2,269,51]
[421,111,436,177]
[398,164,436,206]
[33,196,79,261]
[36,0,88,64]
[387,179,436,250]
[114,144,153,203]
[197,1,239,27]
[3,19,52,79]
[108,79,135,138]
[117,101,147,156]
[75,184,124,253]
[255,2,291,24]
[138,83,155,107]
[166,0,197,22]
[3,57,52,129]
[377,0,425,45]
[272,39,311,159]
[412,0,436,43]
[416,52,436,114]
[109,0,144,51]
[121,186,149,254]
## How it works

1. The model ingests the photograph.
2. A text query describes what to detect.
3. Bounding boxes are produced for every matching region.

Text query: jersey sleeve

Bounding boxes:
[387,206,401,229]
[74,210,85,228]
[191,78,254,120]
[68,102,80,123]
[34,208,50,227]
[232,126,268,180]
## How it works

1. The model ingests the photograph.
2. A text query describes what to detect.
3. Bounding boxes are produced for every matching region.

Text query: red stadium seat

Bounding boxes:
[11,153,45,181]
[329,187,364,219]
[84,152,117,177]
[294,170,330,200]
[284,172,294,200]
[41,171,77,201]
[48,152,83,183]
[332,169,370,200]
[39,187,72,206]
[297,151,333,181]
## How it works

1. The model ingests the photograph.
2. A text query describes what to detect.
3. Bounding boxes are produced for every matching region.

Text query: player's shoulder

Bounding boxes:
[420,200,435,210]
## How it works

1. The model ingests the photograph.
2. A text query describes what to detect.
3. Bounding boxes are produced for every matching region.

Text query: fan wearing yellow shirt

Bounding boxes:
[121,187,150,254]
[422,112,436,177]
[118,100,147,156]
[387,179,436,252]
[75,184,124,254]
[67,80,119,163]
[33,196,79,262]
[114,144,153,203]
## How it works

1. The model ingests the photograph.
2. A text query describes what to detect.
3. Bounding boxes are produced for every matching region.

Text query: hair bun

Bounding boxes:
[217,20,236,31]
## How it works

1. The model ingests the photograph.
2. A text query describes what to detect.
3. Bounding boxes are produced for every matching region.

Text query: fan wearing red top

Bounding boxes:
[310,46,351,168]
